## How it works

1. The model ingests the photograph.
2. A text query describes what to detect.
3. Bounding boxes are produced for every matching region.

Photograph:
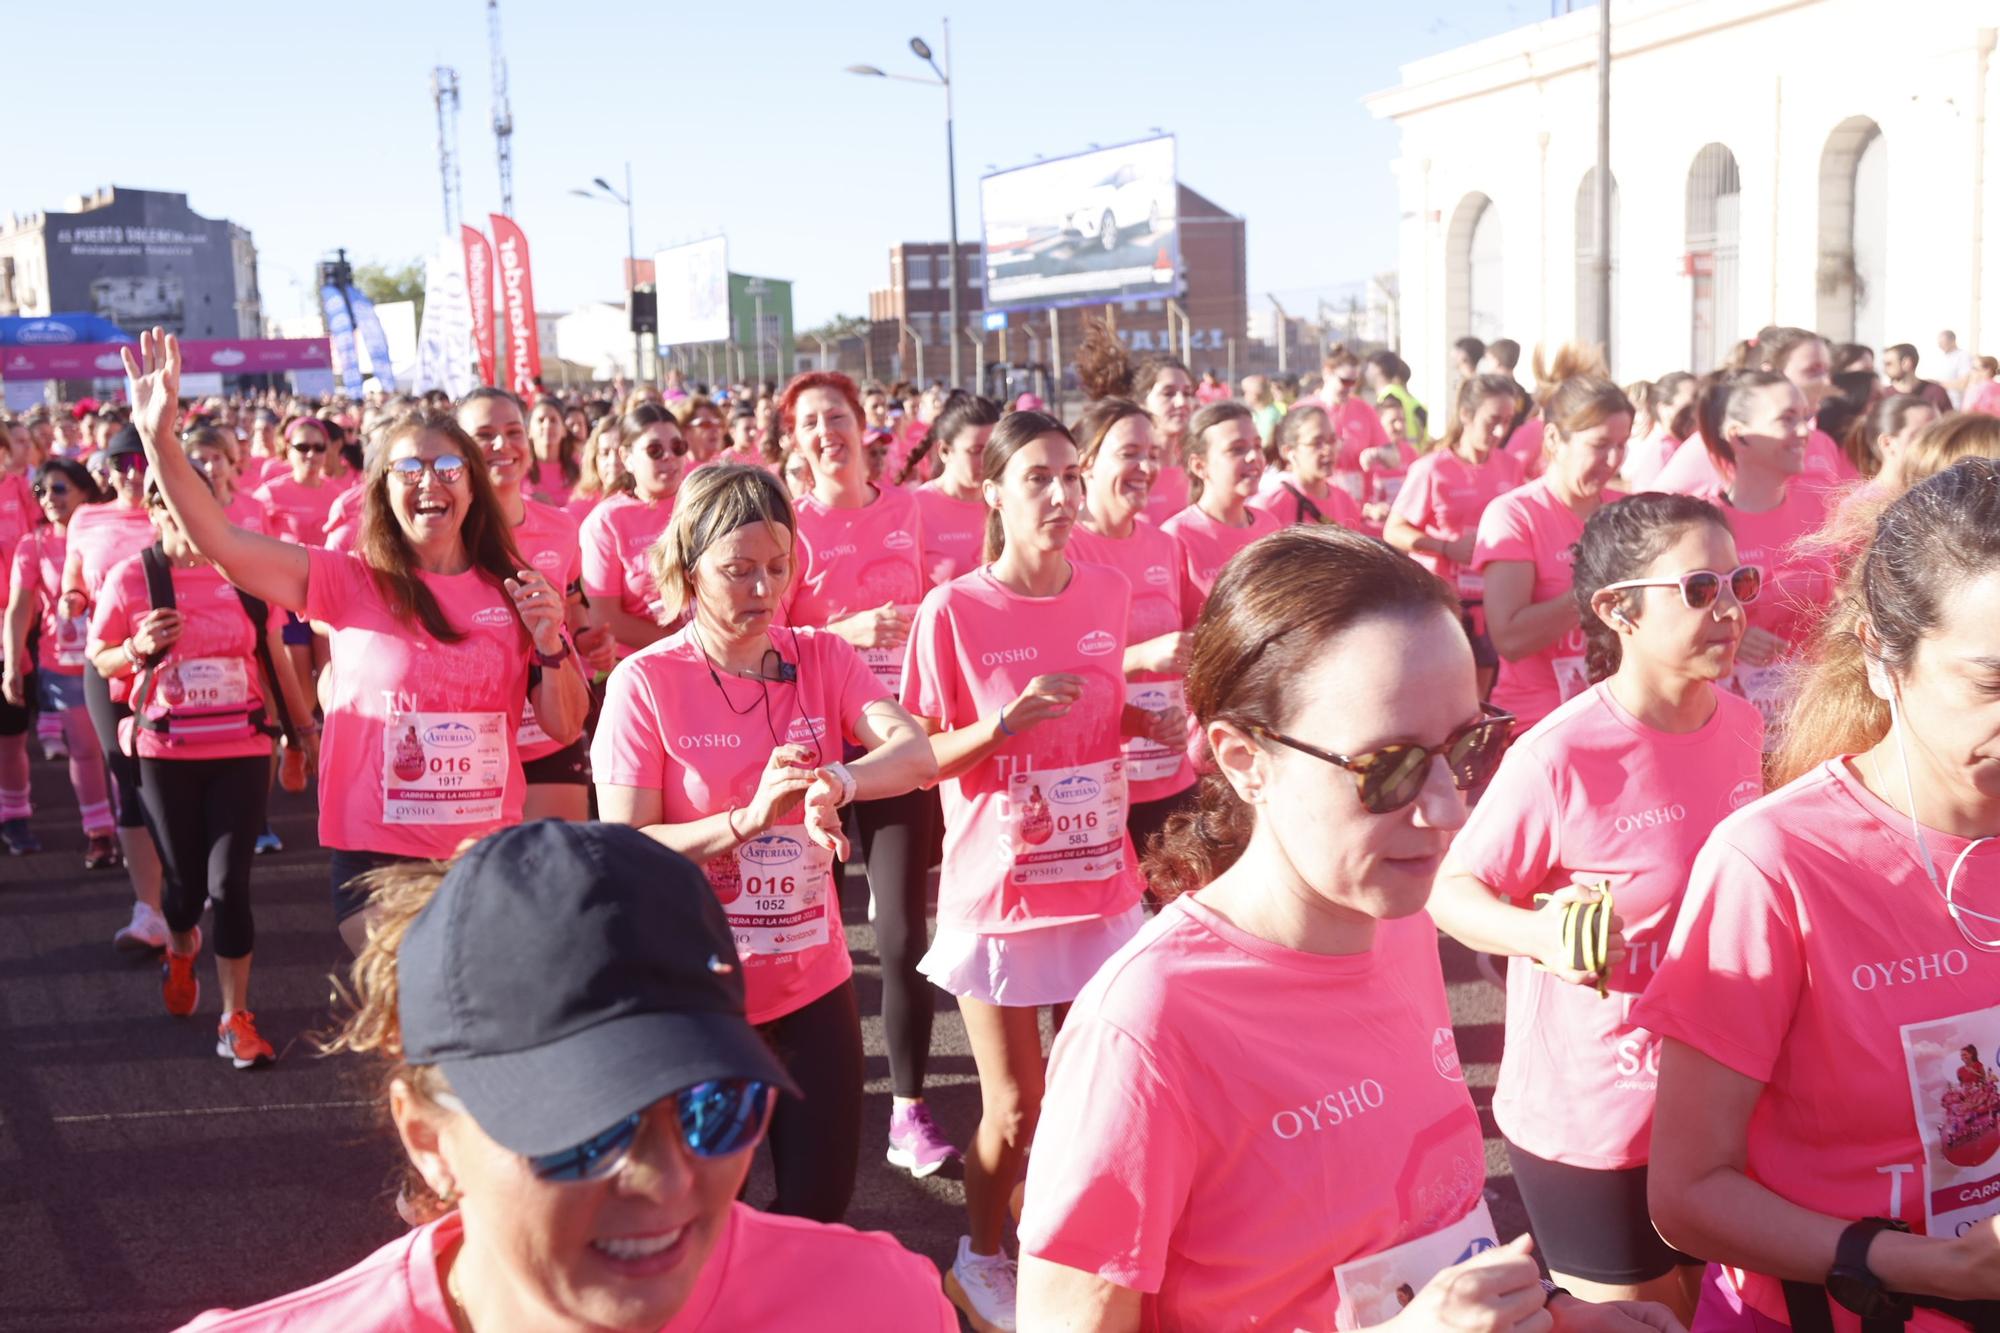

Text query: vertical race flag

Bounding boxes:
[488,213,542,397]
[462,224,497,387]
[416,236,476,399]
[343,284,399,393]
[318,284,364,397]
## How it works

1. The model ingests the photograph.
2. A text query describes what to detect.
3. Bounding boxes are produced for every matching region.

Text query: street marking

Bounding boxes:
[52,1099,373,1125]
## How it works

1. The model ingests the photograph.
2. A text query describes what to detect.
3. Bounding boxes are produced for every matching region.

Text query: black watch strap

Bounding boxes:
[1828,1217,1913,1322]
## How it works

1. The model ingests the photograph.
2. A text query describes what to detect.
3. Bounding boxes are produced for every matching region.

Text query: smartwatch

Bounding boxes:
[533,638,573,669]
[1826,1217,1912,1319]
[826,761,858,808]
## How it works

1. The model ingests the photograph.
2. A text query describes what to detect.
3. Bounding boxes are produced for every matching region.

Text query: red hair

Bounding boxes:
[778,371,866,438]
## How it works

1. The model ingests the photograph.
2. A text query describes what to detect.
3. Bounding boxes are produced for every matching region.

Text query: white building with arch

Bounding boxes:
[1366,0,1998,407]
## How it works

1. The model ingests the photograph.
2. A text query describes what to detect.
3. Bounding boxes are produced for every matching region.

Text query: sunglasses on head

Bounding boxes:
[1600,565,1762,611]
[521,1078,776,1184]
[386,455,467,486]
[1252,702,1516,815]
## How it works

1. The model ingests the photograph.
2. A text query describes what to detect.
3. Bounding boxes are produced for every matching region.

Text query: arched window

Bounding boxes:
[1817,117,1887,346]
[1447,193,1504,357]
[1685,143,1742,373]
[1574,167,1621,366]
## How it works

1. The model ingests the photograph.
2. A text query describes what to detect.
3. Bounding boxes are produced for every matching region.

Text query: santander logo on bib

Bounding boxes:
[1076,629,1116,657]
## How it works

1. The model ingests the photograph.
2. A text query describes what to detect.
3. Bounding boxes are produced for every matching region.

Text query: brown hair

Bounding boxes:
[980,410,1074,563]
[653,462,797,624]
[527,394,582,490]
[1184,401,1255,504]
[1845,393,1933,478]
[1075,319,1134,400]
[1572,493,1734,682]
[358,411,525,643]
[1531,342,1610,407]
[1694,370,1789,471]
[1272,402,1332,471]
[1437,373,1522,458]
[1143,525,1460,898]
[1800,413,2000,575]
[1541,370,1634,450]
[612,403,685,498]
[1753,326,1826,378]
[1070,396,1151,471]
[573,414,624,501]
[1773,458,2000,786]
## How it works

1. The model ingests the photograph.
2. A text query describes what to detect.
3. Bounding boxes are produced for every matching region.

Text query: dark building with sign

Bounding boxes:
[0,187,260,339]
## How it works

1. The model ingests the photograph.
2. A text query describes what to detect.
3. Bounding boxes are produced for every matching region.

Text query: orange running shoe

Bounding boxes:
[217,1011,275,1069]
[161,929,201,1017]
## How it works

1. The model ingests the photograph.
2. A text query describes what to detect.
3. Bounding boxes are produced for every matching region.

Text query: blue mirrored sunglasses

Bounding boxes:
[526,1078,775,1183]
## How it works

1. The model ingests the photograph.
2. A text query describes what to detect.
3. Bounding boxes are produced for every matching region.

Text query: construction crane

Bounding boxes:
[488,0,514,216]
[430,66,463,234]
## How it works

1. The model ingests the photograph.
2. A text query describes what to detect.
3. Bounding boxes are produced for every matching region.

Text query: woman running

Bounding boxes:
[580,403,687,654]
[1643,458,2000,1331]
[3,458,118,865]
[1017,526,1670,1332]
[1247,404,1365,531]
[1475,373,1632,728]
[1066,398,1197,862]
[251,417,340,545]
[1159,403,1283,622]
[594,461,936,1221]
[1430,494,1766,1322]
[523,394,579,506]
[903,410,1162,1332]
[123,330,588,955]
[775,371,959,1180]
[90,474,311,1067]
[907,391,1001,588]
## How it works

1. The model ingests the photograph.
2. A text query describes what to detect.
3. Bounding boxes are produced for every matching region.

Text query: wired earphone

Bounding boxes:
[692,616,825,764]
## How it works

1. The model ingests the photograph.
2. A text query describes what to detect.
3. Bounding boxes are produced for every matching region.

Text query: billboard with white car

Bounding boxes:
[980,135,1182,312]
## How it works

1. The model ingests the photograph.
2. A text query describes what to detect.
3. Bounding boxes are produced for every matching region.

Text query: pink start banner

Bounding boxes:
[0,337,331,381]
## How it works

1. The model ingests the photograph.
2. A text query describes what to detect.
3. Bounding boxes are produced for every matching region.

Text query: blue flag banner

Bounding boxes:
[319,284,363,397]
[343,285,399,393]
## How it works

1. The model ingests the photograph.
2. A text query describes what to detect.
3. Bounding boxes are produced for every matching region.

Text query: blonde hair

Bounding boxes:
[573,415,624,502]
[651,462,797,624]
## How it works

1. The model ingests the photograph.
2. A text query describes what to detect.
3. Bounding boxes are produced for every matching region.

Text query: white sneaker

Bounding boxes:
[945,1237,1017,1333]
[113,901,169,954]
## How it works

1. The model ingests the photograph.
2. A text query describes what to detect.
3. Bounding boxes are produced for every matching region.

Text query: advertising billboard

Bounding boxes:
[980,135,1181,312]
[653,237,731,345]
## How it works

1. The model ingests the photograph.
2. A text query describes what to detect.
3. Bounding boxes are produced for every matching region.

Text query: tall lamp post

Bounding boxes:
[847,20,961,389]
[570,162,645,384]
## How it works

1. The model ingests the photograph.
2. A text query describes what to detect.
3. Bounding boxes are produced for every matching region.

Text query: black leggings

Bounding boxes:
[757,979,863,1223]
[137,754,268,958]
[853,787,940,1099]
[81,664,147,830]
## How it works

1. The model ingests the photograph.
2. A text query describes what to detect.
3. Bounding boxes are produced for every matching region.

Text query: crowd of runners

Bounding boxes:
[4,316,1999,1331]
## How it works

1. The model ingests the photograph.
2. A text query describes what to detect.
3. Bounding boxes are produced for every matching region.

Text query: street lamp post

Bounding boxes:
[847,19,961,390]
[570,162,645,384]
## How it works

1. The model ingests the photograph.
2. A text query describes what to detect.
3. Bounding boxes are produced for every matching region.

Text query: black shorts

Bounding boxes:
[329,847,423,923]
[1504,1138,1698,1284]
[1461,602,1499,671]
[521,734,591,786]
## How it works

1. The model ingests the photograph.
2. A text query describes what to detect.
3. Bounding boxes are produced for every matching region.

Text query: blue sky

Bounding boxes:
[8,1,1548,329]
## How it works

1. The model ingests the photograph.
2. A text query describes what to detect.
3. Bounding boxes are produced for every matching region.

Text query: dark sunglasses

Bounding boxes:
[291,441,328,455]
[636,438,689,462]
[1252,702,1516,815]
[111,454,147,473]
[32,482,71,499]
[1600,564,1762,611]
[527,1078,775,1183]
[386,455,467,486]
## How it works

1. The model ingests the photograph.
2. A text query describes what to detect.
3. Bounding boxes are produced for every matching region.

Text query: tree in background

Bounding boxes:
[353,260,426,328]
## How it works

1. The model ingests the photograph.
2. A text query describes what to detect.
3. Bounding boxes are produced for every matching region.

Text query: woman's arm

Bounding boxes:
[592,598,668,652]
[527,653,590,747]
[122,331,310,611]
[597,784,754,866]
[1429,866,1623,987]
[1480,559,1578,661]
[3,564,37,699]
[845,696,938,797]
[918,672,1088,783]
[1017,1258,1143,1333]
[1649,1039,1999,1300]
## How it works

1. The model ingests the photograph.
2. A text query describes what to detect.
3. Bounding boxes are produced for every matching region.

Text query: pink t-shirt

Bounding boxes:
[912,482,988,588]
[253,474,340,547]
[63,501,156,607]
[902,563,1142,934]
[1020,899,1490,1331]
[0,473,36,571]
[591,625,884,1024]
[179,1203,956,1332]
[1473,478,1620,728]
[1247,477,1364,532]
[321,485,365,551]
[12,528,88,676]
[580,492,675,630]
[1142,464,1191,527]
[525,459,572,508]
[1635,761,2000,1331]
[1320,394,1390,470]
[785,487,926,697]
[223,489,273,538]
[1965,380,2000,417]
[1504,416,1548,481]
[1623,429,1682,489]
[305,547,532,858]
[1712,484,1836,744]
[1447,683,1765,1168]
[1389,447,1525,598]
[510,499,583,763]
[1068,521,1196,807]
[91,557,280,762]
[1654,428,1858,498]
[562,491,603,526]
[1157,505,1283,624]
[245,455,290,489]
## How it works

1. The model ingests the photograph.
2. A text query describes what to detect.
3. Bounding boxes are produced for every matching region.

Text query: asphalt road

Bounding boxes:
[0,750,1520,1332]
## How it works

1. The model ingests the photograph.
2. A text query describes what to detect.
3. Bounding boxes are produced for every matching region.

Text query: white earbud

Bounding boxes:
[1865,654,1893,701]
[1613,612,1635,631]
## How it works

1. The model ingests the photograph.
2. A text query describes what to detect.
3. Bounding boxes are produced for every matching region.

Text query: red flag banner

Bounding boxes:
[461,224,497,387]
[488,213,542,398]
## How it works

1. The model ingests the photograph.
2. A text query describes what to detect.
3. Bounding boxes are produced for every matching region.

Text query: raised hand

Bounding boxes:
[119,327,183,449]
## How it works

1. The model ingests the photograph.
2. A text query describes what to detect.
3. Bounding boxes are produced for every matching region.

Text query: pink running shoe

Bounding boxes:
[886,1101,960,1179]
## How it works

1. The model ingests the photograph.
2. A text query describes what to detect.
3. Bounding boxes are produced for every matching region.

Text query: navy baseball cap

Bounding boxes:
[397,820,798,1157]
[106,424,147,458]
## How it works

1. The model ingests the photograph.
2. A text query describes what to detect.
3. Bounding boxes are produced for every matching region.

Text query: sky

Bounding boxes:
[7,0,1551,331]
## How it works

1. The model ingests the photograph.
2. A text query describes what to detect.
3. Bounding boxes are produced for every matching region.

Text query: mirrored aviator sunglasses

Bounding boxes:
[1254,702,1517,815]
[387,454,467,486]
[525,1078,776,1184]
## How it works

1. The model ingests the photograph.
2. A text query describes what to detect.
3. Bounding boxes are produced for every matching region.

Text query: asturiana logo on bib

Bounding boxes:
[740,835,802,866]
[423,721,478,749]
[883,530,915,551]
[472,606,515,627]
[1050,773,1103,805]
[1077,629,1117,657]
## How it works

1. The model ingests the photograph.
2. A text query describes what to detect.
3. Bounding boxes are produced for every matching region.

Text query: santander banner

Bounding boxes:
[461,224,497,387]
[488,213,542,397]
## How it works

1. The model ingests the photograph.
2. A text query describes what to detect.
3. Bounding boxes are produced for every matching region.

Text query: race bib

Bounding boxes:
[710,829,835,958]
[1455,570,1485,600]
[1375,474,1407,505]
[158,657,250,712]
[1899,1006,2000,1239]
[1732,660,1792,753]
[1123,680,1186,784]
[1552,654,1590,703]
[1005,757,1128,886]
[382,711,507,825]
[1332,1201,1499,1331]
[54,613,88,668]
[859,604,920,694]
